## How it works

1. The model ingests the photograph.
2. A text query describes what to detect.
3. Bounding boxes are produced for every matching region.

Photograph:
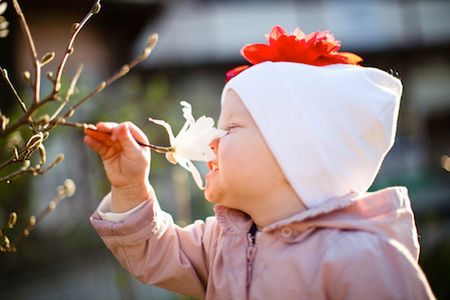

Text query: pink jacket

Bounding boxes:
[90,186,435,299]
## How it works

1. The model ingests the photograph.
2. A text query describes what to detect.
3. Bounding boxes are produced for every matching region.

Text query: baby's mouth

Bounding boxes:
[207,161,219,172]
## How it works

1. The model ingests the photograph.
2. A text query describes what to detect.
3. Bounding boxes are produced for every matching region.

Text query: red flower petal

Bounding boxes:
[338,52,363,65]
[225,26,363,81]
[225,65,250,82]
[268,25,287,46]
[242,44,276,64]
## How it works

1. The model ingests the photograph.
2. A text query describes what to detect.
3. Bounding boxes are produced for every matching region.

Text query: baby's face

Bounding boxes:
[204,90,288,211]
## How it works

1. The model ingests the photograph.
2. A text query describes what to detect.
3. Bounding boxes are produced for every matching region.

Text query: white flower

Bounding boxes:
[148,101,227,189]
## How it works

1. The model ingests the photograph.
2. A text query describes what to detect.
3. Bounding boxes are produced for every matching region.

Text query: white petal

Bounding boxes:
[175,119,227,161]
[180,101,195,126]
[176,117,223,146]
[177,144,216,161]
[174,155,190,171]
[148,116,175,145]
[174,158,205,190]
[186,159,205,190]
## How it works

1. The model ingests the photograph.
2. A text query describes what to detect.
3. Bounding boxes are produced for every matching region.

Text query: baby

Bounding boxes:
[85,26,435,299]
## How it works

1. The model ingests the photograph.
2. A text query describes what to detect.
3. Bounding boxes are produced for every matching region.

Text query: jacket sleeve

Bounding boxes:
[90,191,218,299]
[316,232,436,300]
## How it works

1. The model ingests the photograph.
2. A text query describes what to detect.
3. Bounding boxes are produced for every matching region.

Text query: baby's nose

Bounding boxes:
[209,138,220,152]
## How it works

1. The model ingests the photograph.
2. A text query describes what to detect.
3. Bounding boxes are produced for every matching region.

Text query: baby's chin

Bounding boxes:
[204,186,218,204]
[204,181,223,204]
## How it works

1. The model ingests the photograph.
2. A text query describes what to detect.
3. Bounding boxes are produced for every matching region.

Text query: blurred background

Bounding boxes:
[0,0,449,299]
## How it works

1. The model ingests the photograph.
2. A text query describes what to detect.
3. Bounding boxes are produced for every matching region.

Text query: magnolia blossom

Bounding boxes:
[149,101,227,189]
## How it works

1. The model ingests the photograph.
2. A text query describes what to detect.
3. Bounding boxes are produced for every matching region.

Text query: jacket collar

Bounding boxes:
[213,191,360,241]
[214,187,412,244]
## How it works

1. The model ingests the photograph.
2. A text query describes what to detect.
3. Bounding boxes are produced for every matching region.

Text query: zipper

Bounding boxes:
[246,223,258,287]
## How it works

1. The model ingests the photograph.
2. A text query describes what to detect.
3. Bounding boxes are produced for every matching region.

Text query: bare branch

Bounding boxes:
[65,64,84,101]
[62,33,159,118]
[45,64,84,126]
[11,179,76,249]
[0,67,27,113]
[52,0,101,95]
[12,0,41,103]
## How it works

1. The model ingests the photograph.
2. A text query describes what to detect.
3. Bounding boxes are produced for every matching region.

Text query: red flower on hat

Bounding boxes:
[226,25,363,82]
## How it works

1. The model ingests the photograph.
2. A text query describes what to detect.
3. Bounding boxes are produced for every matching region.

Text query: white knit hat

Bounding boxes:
[221,61,402,208]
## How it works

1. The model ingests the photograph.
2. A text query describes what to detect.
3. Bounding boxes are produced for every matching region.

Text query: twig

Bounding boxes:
[52,1,100,95]
[12,179,76,248]
[0,90,58,138]
[65,64,84,101]
[62,33,159,119]
[46,64,84,126]
[0,156,15,171]
[0,67,27,112]
[12,0,41,103]
[0,32,158,138]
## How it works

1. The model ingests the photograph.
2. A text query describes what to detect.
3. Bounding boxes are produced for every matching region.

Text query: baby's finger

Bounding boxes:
[96,122,119,133]
[84,128,113,146]
[126,122,150,145]
[84,136,109,157]
[112,123,143,155]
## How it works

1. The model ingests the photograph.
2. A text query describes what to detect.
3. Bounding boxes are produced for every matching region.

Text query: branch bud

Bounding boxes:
[145,33,159,53]
[56,185,65,197]
[47,71,54,81]
[67,47,74,55]
[0,2,8,16]
[38,144,46,165]
[55,82,62,93]
[7,212,17,229]
[66,109,75,118]
[49,200,56,210]
[1,235,10,249]
[54,154,65,165]
[22,160,30,169]
[91,1,101,14]
[97,81,106,92]
[0,17,9,31]
[23,71,31,82]
[29,216,36,226]
[0,29,9,38]
[0,114,9,130]
[12,146,19,161]
[25,132,44,150]
[40,52,56,66]
[56,117,66,124]
[119,65,130,77]
[64,179,76,197]
[1,67,8,78]
[71,22,80,34]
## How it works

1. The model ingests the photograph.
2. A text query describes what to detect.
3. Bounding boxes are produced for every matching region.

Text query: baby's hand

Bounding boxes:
[84,122,153,212]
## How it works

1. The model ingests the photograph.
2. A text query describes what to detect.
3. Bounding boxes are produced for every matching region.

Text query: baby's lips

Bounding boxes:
[207,160,219,171]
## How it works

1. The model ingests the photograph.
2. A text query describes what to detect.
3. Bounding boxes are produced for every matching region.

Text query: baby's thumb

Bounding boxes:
[114,123,142,155]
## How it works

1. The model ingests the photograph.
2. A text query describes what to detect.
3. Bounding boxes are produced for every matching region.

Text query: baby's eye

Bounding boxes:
[224,125,237,132]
